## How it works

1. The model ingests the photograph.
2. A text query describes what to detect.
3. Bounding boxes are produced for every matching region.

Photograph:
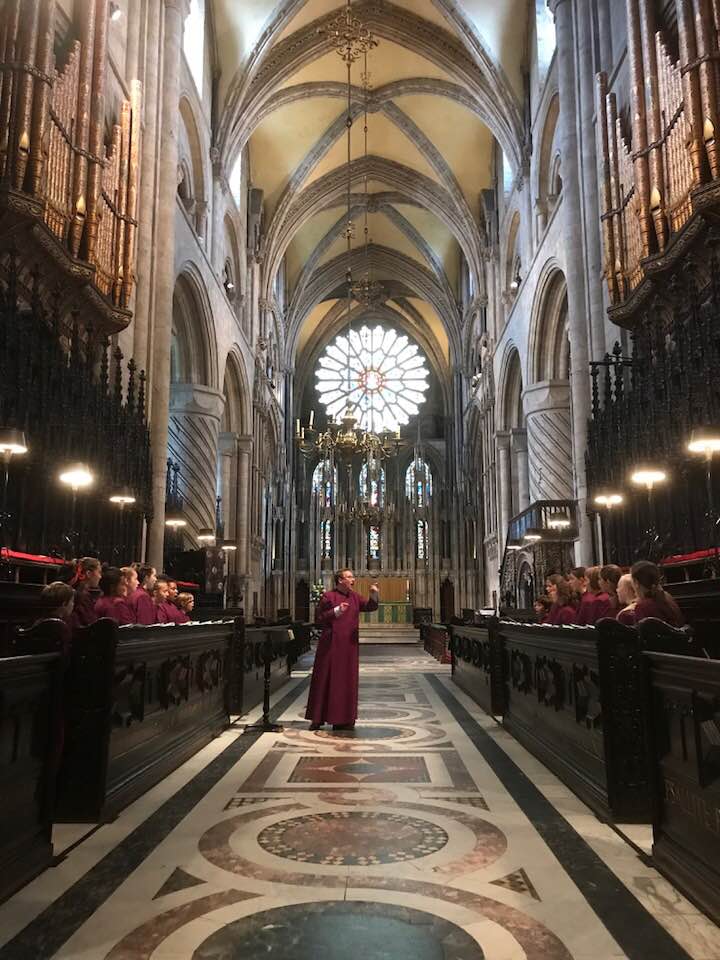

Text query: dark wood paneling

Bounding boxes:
[0,653,60,904]
[645,652,720,925]
[421,623,450,663]
[450,620,507,717]
[56,619,232,822]
[500,621,651,822]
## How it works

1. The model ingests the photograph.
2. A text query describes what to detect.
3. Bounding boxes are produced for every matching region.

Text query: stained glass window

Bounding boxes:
[369,525,381,561]
[316,325,429,433]
[405,458,433,507]
[359,461,385,507]
[320,520,333,559]
[417,520,428,561]
[312,460,336,508]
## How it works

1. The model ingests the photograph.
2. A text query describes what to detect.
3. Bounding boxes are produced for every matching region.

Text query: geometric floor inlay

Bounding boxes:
[288,755,432,783]
[257,811,449,865]
[191,900,485,959]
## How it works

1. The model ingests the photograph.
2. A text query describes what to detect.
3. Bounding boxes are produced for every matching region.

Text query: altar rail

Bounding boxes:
[0,652,60,904]
[644,652,720,926]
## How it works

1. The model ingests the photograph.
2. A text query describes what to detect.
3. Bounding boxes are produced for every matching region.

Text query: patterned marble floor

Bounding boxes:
[1,646,719,960]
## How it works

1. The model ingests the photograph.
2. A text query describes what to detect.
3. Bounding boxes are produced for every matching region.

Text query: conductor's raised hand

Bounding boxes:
[369,582,379,597]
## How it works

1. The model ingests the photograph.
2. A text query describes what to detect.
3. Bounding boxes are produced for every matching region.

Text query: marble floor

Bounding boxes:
[1,646,719,960]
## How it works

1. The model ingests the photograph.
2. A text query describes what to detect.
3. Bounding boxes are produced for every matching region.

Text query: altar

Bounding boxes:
[354,577,412,624]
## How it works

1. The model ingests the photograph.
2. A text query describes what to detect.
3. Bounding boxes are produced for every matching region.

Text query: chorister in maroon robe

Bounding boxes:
[305,588,378,726]
[543,603,576,626]
[68,588,98,632]
[574,591,596,626]
[158,601,189,624]
[130,587,157,625]
[94,595,135,625]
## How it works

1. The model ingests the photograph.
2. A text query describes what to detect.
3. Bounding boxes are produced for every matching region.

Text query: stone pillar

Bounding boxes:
[168,383,225,534]
[210,151,226,275]
[218,431,238,536]
[147,0,190,569]
[496,432,512,552]
[548,0,593,562]
[576,0,606,364]
[512,429,530,511]
[523,382,574,501]
[236,435,253,577]
[132,0,162,377]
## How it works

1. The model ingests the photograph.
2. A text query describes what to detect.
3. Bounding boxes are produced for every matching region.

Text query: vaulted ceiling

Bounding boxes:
[212,0,530,373]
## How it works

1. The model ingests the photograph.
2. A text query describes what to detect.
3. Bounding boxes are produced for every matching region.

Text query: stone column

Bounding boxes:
[147,0,190,568]
[218,431,238,537]
[132,0,162,377]
[210,150,226,275]
[548,0,593,562]
[512,428,530,511]
[236,435,253,577]
[496,432,512,553]
[576,0,606,364]
[523,381,574,501]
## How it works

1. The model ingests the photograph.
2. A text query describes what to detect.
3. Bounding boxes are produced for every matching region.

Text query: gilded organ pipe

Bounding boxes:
[0,0,141,319]
[692,0,720,178]
[639,0,668,250]
[677,0,708,185]
[626,0,653,257]
[69,0,96,258]
[28,0,55,197]
[12,0,40,191]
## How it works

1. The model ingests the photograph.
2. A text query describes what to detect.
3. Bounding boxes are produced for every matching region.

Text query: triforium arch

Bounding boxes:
[525,265,573,502]
[178,96,208,232]
[171,269,214,386]
[497,345,529,526]
[535,92,561,226]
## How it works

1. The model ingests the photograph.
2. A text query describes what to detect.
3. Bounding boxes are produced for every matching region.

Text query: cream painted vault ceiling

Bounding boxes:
[212,0,529,368]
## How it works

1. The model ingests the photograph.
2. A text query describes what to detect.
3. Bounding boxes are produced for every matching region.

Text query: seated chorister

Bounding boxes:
[59,557,102,632]
[94,567,135,625]
[129,564,158,625]
[154,575,190,624]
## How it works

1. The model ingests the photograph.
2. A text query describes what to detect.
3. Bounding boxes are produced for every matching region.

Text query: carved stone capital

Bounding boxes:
[522,379,571,416]
[170,383,225,421]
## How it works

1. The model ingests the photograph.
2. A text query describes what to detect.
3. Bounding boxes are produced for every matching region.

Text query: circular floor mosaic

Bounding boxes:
[317,725,410,741]
[193,901,485,960]
[356,707,411,720]
[257,811,449,865]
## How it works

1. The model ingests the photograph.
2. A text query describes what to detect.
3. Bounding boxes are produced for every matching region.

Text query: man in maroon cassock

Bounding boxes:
[305,569,379,730]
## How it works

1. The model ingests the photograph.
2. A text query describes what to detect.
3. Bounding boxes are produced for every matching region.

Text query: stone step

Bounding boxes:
[358,625,420,645]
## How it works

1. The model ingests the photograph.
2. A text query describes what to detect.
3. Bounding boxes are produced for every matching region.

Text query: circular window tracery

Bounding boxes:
[316,325,430,433]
